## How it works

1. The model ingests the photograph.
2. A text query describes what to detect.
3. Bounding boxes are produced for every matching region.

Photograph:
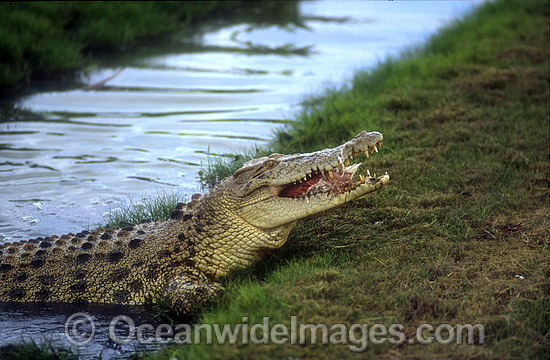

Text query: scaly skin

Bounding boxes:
[0,131,389,314]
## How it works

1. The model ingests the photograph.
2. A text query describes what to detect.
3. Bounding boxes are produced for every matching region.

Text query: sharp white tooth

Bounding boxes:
[344,163,361,175]
[385,171,388,175]
[365,150,370,159]
[321,169,325,176]
[359,175,365,184]
[374,145,378,153]
[328,170,334,180]
[367,169,371,177]
[304,176,307,181]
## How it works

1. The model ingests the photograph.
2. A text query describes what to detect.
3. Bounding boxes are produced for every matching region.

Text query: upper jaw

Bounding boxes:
[270,131,387,197]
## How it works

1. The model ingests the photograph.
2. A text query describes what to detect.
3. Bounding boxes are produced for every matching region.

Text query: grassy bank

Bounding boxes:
[0,341,76,360]
[0,2,243,95]
[149,0,549,359]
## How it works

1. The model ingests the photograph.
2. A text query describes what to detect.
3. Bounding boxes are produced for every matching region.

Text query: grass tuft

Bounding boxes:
[198,152,257,189]
[0,341,78,360]
[104,190,187,228]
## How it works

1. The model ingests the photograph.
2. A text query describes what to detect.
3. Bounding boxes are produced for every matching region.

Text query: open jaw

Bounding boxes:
[273,139,388,200]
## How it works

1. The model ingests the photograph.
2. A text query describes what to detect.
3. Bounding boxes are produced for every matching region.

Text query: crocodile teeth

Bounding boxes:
[374,145,378,153]
[328,170,334,180]
[304,176,307,181]
[343,163,361,176]
[365,150,370,159]
[367,169,371,177]
[359,175,365,184]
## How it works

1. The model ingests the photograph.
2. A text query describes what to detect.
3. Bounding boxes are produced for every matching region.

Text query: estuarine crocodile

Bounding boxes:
[0,131,389,314]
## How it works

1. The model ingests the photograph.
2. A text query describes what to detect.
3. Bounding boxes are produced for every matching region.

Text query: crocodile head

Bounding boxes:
[224,131,389,229]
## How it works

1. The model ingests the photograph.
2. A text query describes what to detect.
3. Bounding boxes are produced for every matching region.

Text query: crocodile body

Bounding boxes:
[0,131,389,314]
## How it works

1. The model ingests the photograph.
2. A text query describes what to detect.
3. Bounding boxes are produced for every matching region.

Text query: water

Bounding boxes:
[0,1,478,357]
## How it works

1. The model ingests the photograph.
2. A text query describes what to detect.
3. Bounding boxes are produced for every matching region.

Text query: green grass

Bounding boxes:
[198,150,266,189]
[0,341,78,360]
[150,0,549,358]
[104,190,188,229]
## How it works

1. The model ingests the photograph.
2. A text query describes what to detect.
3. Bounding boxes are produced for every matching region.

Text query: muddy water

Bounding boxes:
[0,1,477,357]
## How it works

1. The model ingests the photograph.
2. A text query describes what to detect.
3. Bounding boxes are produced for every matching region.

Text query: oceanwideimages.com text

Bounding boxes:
[65,313,485,351]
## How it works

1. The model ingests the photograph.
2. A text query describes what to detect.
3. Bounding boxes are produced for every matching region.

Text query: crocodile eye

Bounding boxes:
[265,160,277,169]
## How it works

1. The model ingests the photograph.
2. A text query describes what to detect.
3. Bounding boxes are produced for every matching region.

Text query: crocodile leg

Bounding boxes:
[165,273,224,314]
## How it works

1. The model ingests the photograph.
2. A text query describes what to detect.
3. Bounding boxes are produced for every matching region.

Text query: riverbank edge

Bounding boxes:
[150,0,548,359]
[0,2,247,97]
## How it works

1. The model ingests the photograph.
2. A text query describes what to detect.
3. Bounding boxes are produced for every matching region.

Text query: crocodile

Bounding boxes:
[0,131,389,314]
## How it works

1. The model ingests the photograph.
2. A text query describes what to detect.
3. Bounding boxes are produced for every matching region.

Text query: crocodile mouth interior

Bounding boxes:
[278,141,384,198]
